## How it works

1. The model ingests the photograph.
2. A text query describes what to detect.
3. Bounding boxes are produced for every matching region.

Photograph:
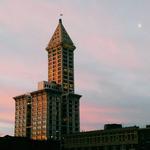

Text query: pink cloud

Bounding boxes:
[0,51,46,86]
[76,70,101,92]
[0,112,14,125]
[80,35,142,71]
[0,88,17,109]
[0,0,59,32]
[0,90,15,136]
[80,103,127,131]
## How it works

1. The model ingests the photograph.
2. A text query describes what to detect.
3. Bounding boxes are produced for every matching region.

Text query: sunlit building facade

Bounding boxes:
[46,19,75,93]
[14,94,31,138]
[14,19,81,140]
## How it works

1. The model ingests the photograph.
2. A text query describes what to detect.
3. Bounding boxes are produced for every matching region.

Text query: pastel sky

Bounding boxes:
[1,0,150,136]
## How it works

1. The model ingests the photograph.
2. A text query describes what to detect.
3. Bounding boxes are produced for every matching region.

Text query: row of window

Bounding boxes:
[32,125,47,130]
[16,101,27,105]
[32,131,46,135]
[32,135,47,140]
[49,54,61,60]
[15,124,26,128]
[49,53,73,62]
[15,117,26,121]
[68,133,138,145]
[32,103,46,107]
[48,55,73,65]
[15,128,26,132]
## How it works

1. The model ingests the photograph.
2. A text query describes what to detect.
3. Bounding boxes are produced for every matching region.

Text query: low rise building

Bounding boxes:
[64,124,150,150]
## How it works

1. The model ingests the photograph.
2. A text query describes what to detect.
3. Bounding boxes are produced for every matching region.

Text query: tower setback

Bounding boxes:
[13,19,81,140]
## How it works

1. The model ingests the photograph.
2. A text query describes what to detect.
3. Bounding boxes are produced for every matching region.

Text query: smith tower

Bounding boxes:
[45,19,81,136]
[46,19,75,93]
[14,19,81,140]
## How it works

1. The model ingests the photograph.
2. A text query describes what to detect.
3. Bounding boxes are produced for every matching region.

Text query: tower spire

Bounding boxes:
[59,14,63,24]
[59,18,62,23]
[46,18,75,51]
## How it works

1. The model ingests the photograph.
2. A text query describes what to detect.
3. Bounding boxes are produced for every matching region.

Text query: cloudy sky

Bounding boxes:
[1,0,150,136]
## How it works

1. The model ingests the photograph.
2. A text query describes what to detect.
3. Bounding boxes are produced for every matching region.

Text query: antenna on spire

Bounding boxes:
[59,13,63,23]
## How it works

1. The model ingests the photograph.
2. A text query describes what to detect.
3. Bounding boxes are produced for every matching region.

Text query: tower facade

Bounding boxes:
[14,19,81,140]
[46,19,75,93]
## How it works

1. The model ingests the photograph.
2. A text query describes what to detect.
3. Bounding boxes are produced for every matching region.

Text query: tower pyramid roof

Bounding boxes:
[46,19,75,51]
